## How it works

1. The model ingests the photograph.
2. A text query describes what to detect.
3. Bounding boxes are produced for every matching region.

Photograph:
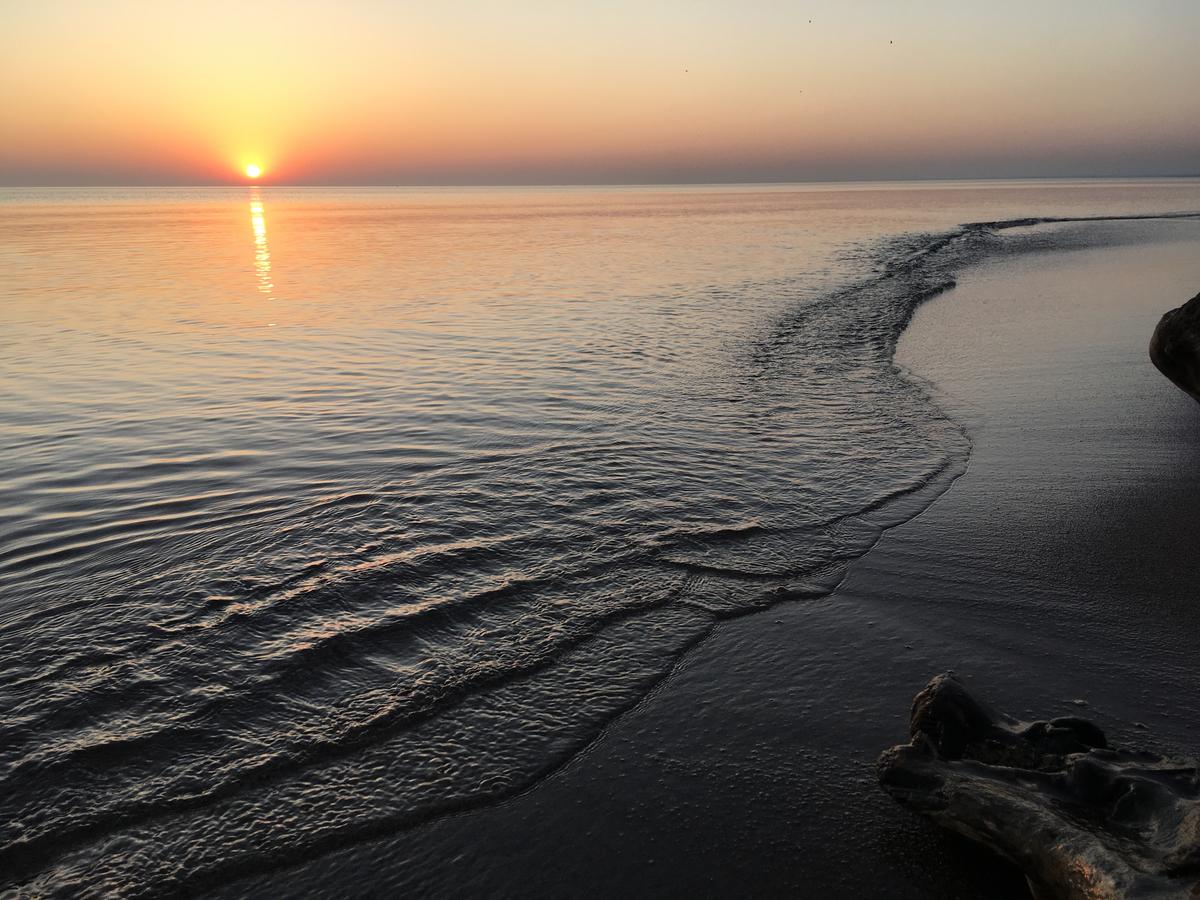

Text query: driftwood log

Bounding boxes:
[878,674,1200,899]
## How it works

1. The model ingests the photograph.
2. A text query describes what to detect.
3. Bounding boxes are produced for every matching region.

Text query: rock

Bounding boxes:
[1150,291,1200,403]
[878,674,1200,899]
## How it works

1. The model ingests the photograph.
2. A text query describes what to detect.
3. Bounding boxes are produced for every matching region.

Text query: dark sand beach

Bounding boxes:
[230,216,1200,898]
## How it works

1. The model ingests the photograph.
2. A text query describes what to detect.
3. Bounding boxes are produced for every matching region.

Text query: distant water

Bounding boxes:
[3,180,1199,896]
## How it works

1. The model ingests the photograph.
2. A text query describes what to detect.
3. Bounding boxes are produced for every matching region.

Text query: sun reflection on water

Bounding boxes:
[249,190,274,296]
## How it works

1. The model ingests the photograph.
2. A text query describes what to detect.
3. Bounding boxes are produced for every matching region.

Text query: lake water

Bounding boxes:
[2,180,1199,896]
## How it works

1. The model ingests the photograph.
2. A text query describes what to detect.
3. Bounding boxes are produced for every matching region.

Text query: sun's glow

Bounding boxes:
[244,164,262,179]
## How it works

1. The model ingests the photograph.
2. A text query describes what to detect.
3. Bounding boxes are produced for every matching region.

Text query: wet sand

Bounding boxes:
[230,217,1200,898]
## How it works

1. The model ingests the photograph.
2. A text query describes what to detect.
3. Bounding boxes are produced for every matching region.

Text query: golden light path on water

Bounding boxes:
[249,189,273,297]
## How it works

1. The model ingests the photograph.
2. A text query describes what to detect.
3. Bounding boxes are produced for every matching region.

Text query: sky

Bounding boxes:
[1,0,1198,185]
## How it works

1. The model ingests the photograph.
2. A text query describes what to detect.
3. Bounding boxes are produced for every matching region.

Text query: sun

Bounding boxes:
[244,164,262,179]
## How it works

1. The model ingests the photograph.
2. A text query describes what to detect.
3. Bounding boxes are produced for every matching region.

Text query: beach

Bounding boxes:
[227,215,1200,898]
[4,185,1200,897]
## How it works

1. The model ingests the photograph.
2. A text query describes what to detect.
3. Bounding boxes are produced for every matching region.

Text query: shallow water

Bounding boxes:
[2,180,1199,895]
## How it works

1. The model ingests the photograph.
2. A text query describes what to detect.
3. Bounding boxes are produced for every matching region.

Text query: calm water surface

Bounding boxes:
[2,180,1199,895]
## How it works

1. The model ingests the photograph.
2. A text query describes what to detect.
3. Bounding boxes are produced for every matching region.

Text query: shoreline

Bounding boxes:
[222,214,1200,897]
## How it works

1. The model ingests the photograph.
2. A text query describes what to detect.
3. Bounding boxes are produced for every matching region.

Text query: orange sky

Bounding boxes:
[2,1,1198,184]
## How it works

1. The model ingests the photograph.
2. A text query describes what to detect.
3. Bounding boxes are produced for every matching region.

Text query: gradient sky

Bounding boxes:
[2,0,1198,185]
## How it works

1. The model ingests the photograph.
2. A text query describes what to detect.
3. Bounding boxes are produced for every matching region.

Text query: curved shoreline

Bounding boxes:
[9,212,1200,898]
[358,212,1199,899]
[203,212,1200,898]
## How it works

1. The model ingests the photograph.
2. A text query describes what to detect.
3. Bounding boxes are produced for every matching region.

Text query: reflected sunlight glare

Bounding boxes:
[249,190,274,297]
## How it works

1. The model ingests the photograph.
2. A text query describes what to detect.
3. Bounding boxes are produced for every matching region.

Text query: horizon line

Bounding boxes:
[5,173,1200,190]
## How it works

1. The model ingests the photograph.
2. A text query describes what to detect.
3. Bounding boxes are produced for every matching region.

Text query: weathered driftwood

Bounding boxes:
[878,674,1200,899]
[1150,290,1200,403]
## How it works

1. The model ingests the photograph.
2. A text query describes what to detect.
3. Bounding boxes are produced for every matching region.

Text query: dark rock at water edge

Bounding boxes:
[1150,290,1200,403]
[878,674,1200,899]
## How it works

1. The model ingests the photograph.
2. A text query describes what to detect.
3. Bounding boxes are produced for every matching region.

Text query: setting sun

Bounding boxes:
[245,164,262,179]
